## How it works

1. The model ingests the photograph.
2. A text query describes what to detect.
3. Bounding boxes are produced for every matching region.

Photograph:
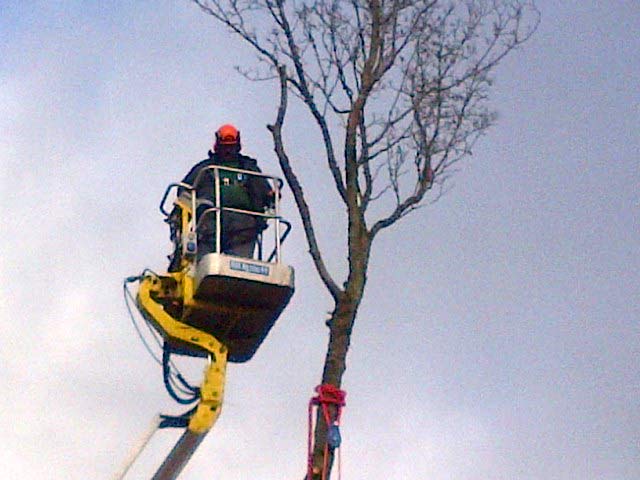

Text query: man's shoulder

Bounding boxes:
[239,154,260,170]
[193,152,218,170]
[183,154,214,184]
[193,157,213,169]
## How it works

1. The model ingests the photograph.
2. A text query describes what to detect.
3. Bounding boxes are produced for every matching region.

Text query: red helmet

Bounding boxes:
[214,124,241,151]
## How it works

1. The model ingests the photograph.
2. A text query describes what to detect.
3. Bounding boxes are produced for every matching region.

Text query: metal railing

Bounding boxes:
[159,166,289,263]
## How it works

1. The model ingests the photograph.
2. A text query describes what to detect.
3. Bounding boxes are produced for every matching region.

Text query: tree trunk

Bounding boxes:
[309,226,371,479]
[308,295,358,480]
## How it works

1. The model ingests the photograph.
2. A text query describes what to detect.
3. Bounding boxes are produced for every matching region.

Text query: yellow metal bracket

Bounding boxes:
[137,273,228,434]
[189,346,227,434]
[137,274,217,354]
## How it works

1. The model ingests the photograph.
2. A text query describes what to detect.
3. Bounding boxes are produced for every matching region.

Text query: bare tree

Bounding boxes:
[191,0,539,477]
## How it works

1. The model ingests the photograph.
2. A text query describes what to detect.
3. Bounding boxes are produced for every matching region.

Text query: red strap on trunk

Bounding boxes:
[307,384,347,480]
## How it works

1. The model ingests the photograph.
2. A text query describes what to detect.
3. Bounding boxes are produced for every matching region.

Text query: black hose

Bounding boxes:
[162,345,199,405]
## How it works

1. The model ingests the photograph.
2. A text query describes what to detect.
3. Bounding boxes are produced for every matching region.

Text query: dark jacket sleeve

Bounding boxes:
[241,155,273,210]
[178,158,209,196]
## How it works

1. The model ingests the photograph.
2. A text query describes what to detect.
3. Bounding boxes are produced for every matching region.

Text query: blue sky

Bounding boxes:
[1,1,639,479]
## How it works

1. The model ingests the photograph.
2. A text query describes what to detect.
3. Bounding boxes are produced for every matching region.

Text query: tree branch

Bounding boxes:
[273,0,348,204]
[267,66,341,301]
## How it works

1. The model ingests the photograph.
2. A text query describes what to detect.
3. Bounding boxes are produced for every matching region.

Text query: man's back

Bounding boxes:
[182,151,270,212]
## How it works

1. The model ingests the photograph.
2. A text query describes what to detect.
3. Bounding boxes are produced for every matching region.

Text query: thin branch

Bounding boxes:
[267,66,341,301]
[274,0,348,204]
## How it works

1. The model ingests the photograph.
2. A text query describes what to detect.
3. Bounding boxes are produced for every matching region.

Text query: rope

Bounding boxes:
[112,414,163,480]
[307,384,347,480]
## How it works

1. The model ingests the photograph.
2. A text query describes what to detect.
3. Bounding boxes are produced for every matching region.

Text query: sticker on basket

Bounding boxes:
[229,260,270,276]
